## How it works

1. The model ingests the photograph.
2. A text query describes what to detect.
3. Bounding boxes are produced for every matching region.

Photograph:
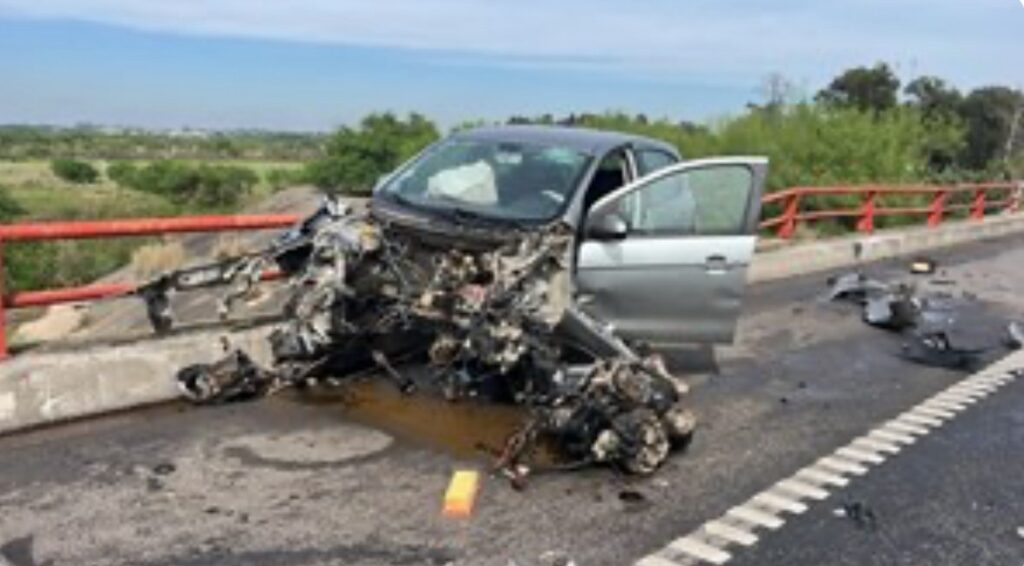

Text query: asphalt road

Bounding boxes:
[2,233,1023,566]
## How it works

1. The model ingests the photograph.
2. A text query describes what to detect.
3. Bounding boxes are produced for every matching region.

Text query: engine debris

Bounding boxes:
[164,198,695,478]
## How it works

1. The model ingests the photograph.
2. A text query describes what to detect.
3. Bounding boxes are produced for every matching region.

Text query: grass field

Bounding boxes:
[0,159,306,292]
[0,159,304,220]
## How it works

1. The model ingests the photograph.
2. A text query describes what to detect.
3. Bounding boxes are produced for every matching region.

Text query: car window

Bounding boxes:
[614,165,753,236]
[635,150,677,176]
[381,138,592,223]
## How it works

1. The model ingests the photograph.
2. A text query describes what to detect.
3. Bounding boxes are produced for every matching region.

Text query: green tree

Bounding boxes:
[816,63,901,113]
[305,112,440,195]
[957,86,1024,170]
[50,158,99,184]
[904,76,962,119]
[904,76,966,173]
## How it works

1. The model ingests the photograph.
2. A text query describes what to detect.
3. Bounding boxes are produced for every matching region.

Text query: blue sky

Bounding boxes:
[0,0,1022,131]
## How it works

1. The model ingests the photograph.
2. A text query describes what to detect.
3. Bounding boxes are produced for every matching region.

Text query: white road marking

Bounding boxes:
[753,491,808,514]
[668,536,732,564]
[921,398,968,412]
[949,382,997,394]
[636,555,682,566]
[796,466,849,487]
[635,353,1024,566]
[897,412,944,428]
[868,428,916,446]
[775,478,830,500]
[703,520,759,546]
[726,505,784,529]
[882,419,930,436]
[910,405,957,419]
[817,456,868,475]
[852,436,901,455]
[933,390,983,403]
[836,446,886,465]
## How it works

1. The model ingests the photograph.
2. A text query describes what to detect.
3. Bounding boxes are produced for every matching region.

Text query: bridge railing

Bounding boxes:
[1,180,1022,359]
[0,214,299,359]
[760,181,1023,239]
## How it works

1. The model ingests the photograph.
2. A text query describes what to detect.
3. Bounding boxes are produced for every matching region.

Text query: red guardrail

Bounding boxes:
[760,181,1023,239]
[0,181,1022,359]
[0,214,299,359]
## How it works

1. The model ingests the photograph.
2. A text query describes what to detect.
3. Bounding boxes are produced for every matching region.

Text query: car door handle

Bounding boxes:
[705,255,729,273]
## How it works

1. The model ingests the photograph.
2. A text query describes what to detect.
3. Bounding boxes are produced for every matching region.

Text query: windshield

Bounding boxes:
[379,137,592,223]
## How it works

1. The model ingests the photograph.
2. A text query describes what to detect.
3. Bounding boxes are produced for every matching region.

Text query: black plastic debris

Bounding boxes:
[1007,322,1024,350]
[152,462,176,476]
[827,270,1019,370]
[825,272,889,303]
[901,333,985,371]
[618,489,648,505]
[833,501,878,531]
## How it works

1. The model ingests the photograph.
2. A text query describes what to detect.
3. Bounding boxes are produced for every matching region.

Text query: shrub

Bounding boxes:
[50,159,99,184]
[0,186,24,221]
[109,160,257,208]
[105,161,139,187]
[265,167,307,192]
[305,112,439,195]
[192,165,258,208]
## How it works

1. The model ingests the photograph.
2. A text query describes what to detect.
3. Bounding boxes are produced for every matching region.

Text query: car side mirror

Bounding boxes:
[587,212,629,241]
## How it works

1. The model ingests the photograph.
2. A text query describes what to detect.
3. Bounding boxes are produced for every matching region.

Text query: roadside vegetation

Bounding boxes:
[1,62,1021,293]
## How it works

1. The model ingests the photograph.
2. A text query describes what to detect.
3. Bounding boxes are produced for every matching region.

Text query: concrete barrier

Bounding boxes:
[0,326,273,434]
[749,212,1024,283]
[3,213,1024,435]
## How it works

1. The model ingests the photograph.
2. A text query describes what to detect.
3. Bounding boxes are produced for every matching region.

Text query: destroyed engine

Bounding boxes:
[166,199,696,480]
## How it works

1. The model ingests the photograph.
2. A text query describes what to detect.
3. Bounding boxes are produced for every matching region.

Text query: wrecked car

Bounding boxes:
[157,126,768,478]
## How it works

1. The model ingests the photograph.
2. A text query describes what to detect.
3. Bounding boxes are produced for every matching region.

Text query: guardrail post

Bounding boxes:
[856,190,876,234]
[1011,182,1023,213]
[0,239,7,360]
[777,192,800,239]
[970,187,986,220]
[927,189,946,227]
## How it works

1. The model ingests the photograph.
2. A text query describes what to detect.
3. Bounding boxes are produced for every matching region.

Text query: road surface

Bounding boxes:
[1,233,1023,566]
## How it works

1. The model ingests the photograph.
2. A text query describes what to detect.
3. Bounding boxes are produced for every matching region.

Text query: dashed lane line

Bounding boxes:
[634,352,1024,565]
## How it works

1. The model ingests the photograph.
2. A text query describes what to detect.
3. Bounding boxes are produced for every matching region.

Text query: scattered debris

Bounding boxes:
[162,198,695,480]
[151,462,176,476]
[0,535,39,566]
[909,257,937,275]
[442,470,481,519]
[617,489,651,511]
[1007,322,1024,350]
[1016,526,1024,540]
[827,269,1020,370]
[832,501,878,531]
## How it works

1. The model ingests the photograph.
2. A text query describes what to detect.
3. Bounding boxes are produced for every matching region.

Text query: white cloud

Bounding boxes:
[1,0,1021,87]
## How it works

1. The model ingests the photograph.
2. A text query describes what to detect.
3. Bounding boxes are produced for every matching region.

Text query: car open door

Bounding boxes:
[575,157,768,347]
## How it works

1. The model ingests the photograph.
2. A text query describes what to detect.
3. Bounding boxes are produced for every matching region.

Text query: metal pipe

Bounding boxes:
[0,214,299,242]
[6,283,137,308]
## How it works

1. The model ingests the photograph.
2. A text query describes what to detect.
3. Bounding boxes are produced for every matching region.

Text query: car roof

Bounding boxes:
[452,124,679,157]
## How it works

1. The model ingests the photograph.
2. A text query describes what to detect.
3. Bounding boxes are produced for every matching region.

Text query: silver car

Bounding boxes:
[371,124,768,348]
[175,125,768,475]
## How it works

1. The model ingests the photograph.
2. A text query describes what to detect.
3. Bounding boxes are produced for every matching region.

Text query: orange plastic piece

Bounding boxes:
[442,470,480,518]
